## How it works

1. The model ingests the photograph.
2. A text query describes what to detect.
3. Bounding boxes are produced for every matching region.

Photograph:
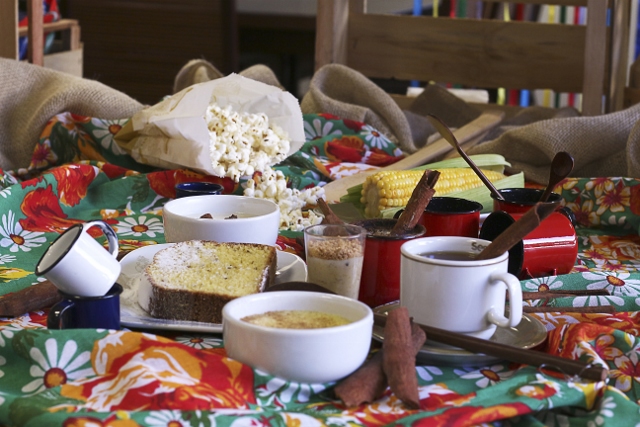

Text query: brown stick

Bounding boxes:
[0,281,61,317]
[382,306,422,409]
[390,170,440,237]
[476,202,558,260]
[373,313,608,382]
[522,289,610,300]
[318,198,345,225]
[334,323,425,407]
[524,305,616,314]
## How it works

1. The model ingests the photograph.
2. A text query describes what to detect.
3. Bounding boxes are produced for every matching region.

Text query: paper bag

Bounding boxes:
[115,74,305,176]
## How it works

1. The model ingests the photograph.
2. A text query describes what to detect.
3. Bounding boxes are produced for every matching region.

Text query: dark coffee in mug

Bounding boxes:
[419,251,477,261]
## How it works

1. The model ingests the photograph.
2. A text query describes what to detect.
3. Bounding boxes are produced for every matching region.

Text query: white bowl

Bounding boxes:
[222,291,373,383]
[162,195,280,245]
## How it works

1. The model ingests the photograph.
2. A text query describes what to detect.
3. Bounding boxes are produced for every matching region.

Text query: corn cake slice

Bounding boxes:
[144,240,276,324]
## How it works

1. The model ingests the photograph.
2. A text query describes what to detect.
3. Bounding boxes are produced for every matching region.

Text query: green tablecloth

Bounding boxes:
[1,112,640,426]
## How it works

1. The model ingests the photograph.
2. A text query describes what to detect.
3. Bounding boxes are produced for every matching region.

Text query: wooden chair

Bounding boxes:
[316,0,632,117]
[0,0,83,76]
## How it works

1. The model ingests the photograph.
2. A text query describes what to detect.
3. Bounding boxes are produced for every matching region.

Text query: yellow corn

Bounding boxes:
[360,168,506,217]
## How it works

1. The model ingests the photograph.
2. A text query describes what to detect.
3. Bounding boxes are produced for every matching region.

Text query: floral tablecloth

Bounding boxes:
[1,112,640,426]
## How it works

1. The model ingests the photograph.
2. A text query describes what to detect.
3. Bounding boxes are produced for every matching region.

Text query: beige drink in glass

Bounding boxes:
[304,224,366,299]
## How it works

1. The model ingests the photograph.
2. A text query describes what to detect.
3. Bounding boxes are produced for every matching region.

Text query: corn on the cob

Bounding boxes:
[360,168,506,217]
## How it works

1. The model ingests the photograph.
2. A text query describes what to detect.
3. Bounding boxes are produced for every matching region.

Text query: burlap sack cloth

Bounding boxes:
[0,59,285,171]
[0,58,144,171]
[301,63,640,183]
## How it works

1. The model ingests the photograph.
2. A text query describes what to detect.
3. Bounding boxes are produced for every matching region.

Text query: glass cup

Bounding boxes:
[304,224,367,299]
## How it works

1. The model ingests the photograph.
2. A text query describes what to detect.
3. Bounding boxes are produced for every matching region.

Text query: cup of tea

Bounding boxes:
[396,197,482,238]
[36,221,120,297]
[47,283,122,330]
[400,236,522,340]
[479,209,578,279]
[353,218,425,308]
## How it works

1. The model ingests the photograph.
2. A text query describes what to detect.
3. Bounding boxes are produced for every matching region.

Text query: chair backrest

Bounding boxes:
[316,0,632,116]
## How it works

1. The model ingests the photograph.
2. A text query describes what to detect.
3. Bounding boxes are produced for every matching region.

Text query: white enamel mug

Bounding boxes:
[400,236,523,340]
[36,221,120,297]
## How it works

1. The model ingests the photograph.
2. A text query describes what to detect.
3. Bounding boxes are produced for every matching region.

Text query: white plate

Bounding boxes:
[118,244,307,333]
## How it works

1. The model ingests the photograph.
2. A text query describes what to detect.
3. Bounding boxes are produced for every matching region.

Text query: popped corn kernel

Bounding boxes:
[243,166,325,231]
[206,104,291,182]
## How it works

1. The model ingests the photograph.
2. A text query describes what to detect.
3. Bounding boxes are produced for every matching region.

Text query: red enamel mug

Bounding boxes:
[394,197,482,238]
[353,218,425,308]
[479,209,578,279]
[492,188,563,214]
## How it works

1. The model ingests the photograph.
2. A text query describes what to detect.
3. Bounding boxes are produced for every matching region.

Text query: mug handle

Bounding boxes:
[83,220,119,258]
[47,299,74,329]
[486,272,523,328]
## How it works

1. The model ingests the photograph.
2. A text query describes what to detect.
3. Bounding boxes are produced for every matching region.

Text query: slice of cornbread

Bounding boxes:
[143,240,276,323]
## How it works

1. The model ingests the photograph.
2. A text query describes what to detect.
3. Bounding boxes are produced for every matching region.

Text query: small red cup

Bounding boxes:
[492,188,563,214]
[479,209,578,279]
[353,218,425,308]
[394,197,482,238]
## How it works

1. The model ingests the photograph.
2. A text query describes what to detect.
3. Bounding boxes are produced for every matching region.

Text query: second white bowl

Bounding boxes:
[162,195,280,245]
[222,291,373,383]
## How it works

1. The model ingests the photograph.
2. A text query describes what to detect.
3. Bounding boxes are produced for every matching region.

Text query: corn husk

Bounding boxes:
[339,154,524,215]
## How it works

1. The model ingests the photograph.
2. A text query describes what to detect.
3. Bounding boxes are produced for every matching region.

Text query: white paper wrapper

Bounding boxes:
[115,74,305,176]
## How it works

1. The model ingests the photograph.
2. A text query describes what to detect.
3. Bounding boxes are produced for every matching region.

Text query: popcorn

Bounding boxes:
[206,104,291,182]
[244,167,325,231]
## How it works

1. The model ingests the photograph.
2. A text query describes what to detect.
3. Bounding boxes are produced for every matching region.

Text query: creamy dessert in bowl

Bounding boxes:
[222,291,373,383]
[162,195,280,245]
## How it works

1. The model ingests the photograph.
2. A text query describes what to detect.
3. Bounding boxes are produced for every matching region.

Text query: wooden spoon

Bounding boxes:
[426,114,505,201]
[539,151,574,202]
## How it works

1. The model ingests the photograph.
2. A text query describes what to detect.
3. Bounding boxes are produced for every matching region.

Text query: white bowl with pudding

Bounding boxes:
[162,195,280,245]
[222,291,373,383]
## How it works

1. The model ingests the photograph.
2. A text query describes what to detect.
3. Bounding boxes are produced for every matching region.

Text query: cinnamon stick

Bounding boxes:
[476,202,558,260]
[373,313,608,382]
[390,170,440,236]
[0,281,61,317]
[335,322,425,407]
[524,305,616,314]
[382,306,422,409]
[522,289,610,300]
[318,198,345,225]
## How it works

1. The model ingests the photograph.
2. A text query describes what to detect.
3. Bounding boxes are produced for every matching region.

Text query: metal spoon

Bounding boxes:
[426,114,505,201]
[539,151,574,202]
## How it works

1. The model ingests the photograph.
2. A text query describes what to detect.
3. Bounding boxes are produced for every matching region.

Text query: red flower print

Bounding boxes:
[147,170,236,198]
[343,118,365,132]
[325,136,366,163]
[318,112,341,120]
[51,165,97,206]
[19,185,83,233]
[415,403,531,427]
[630,184,640,215]
[364,147,404,167]
[101,163,130,179]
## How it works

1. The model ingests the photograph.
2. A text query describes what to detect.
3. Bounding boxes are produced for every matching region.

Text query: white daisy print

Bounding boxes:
[144,410,188,427]
[91,118,127,155]
[0,324,21,347]
[453,365,512,388]
[0,254,16,264]
[416,365,443,382]
[361,125,391,149]
[21,338,94,394]
[174,335,223,350]
[304,118,342,141]
[0,211,46,253]
[254,370,327,405]
[583,271,640,297]
[522,276,564,293]
[115,216,163,238]
[0,187,11,199]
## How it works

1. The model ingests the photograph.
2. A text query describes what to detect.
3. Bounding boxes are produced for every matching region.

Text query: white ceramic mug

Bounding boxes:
[36,221,121,297]
[400,236,523,340]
